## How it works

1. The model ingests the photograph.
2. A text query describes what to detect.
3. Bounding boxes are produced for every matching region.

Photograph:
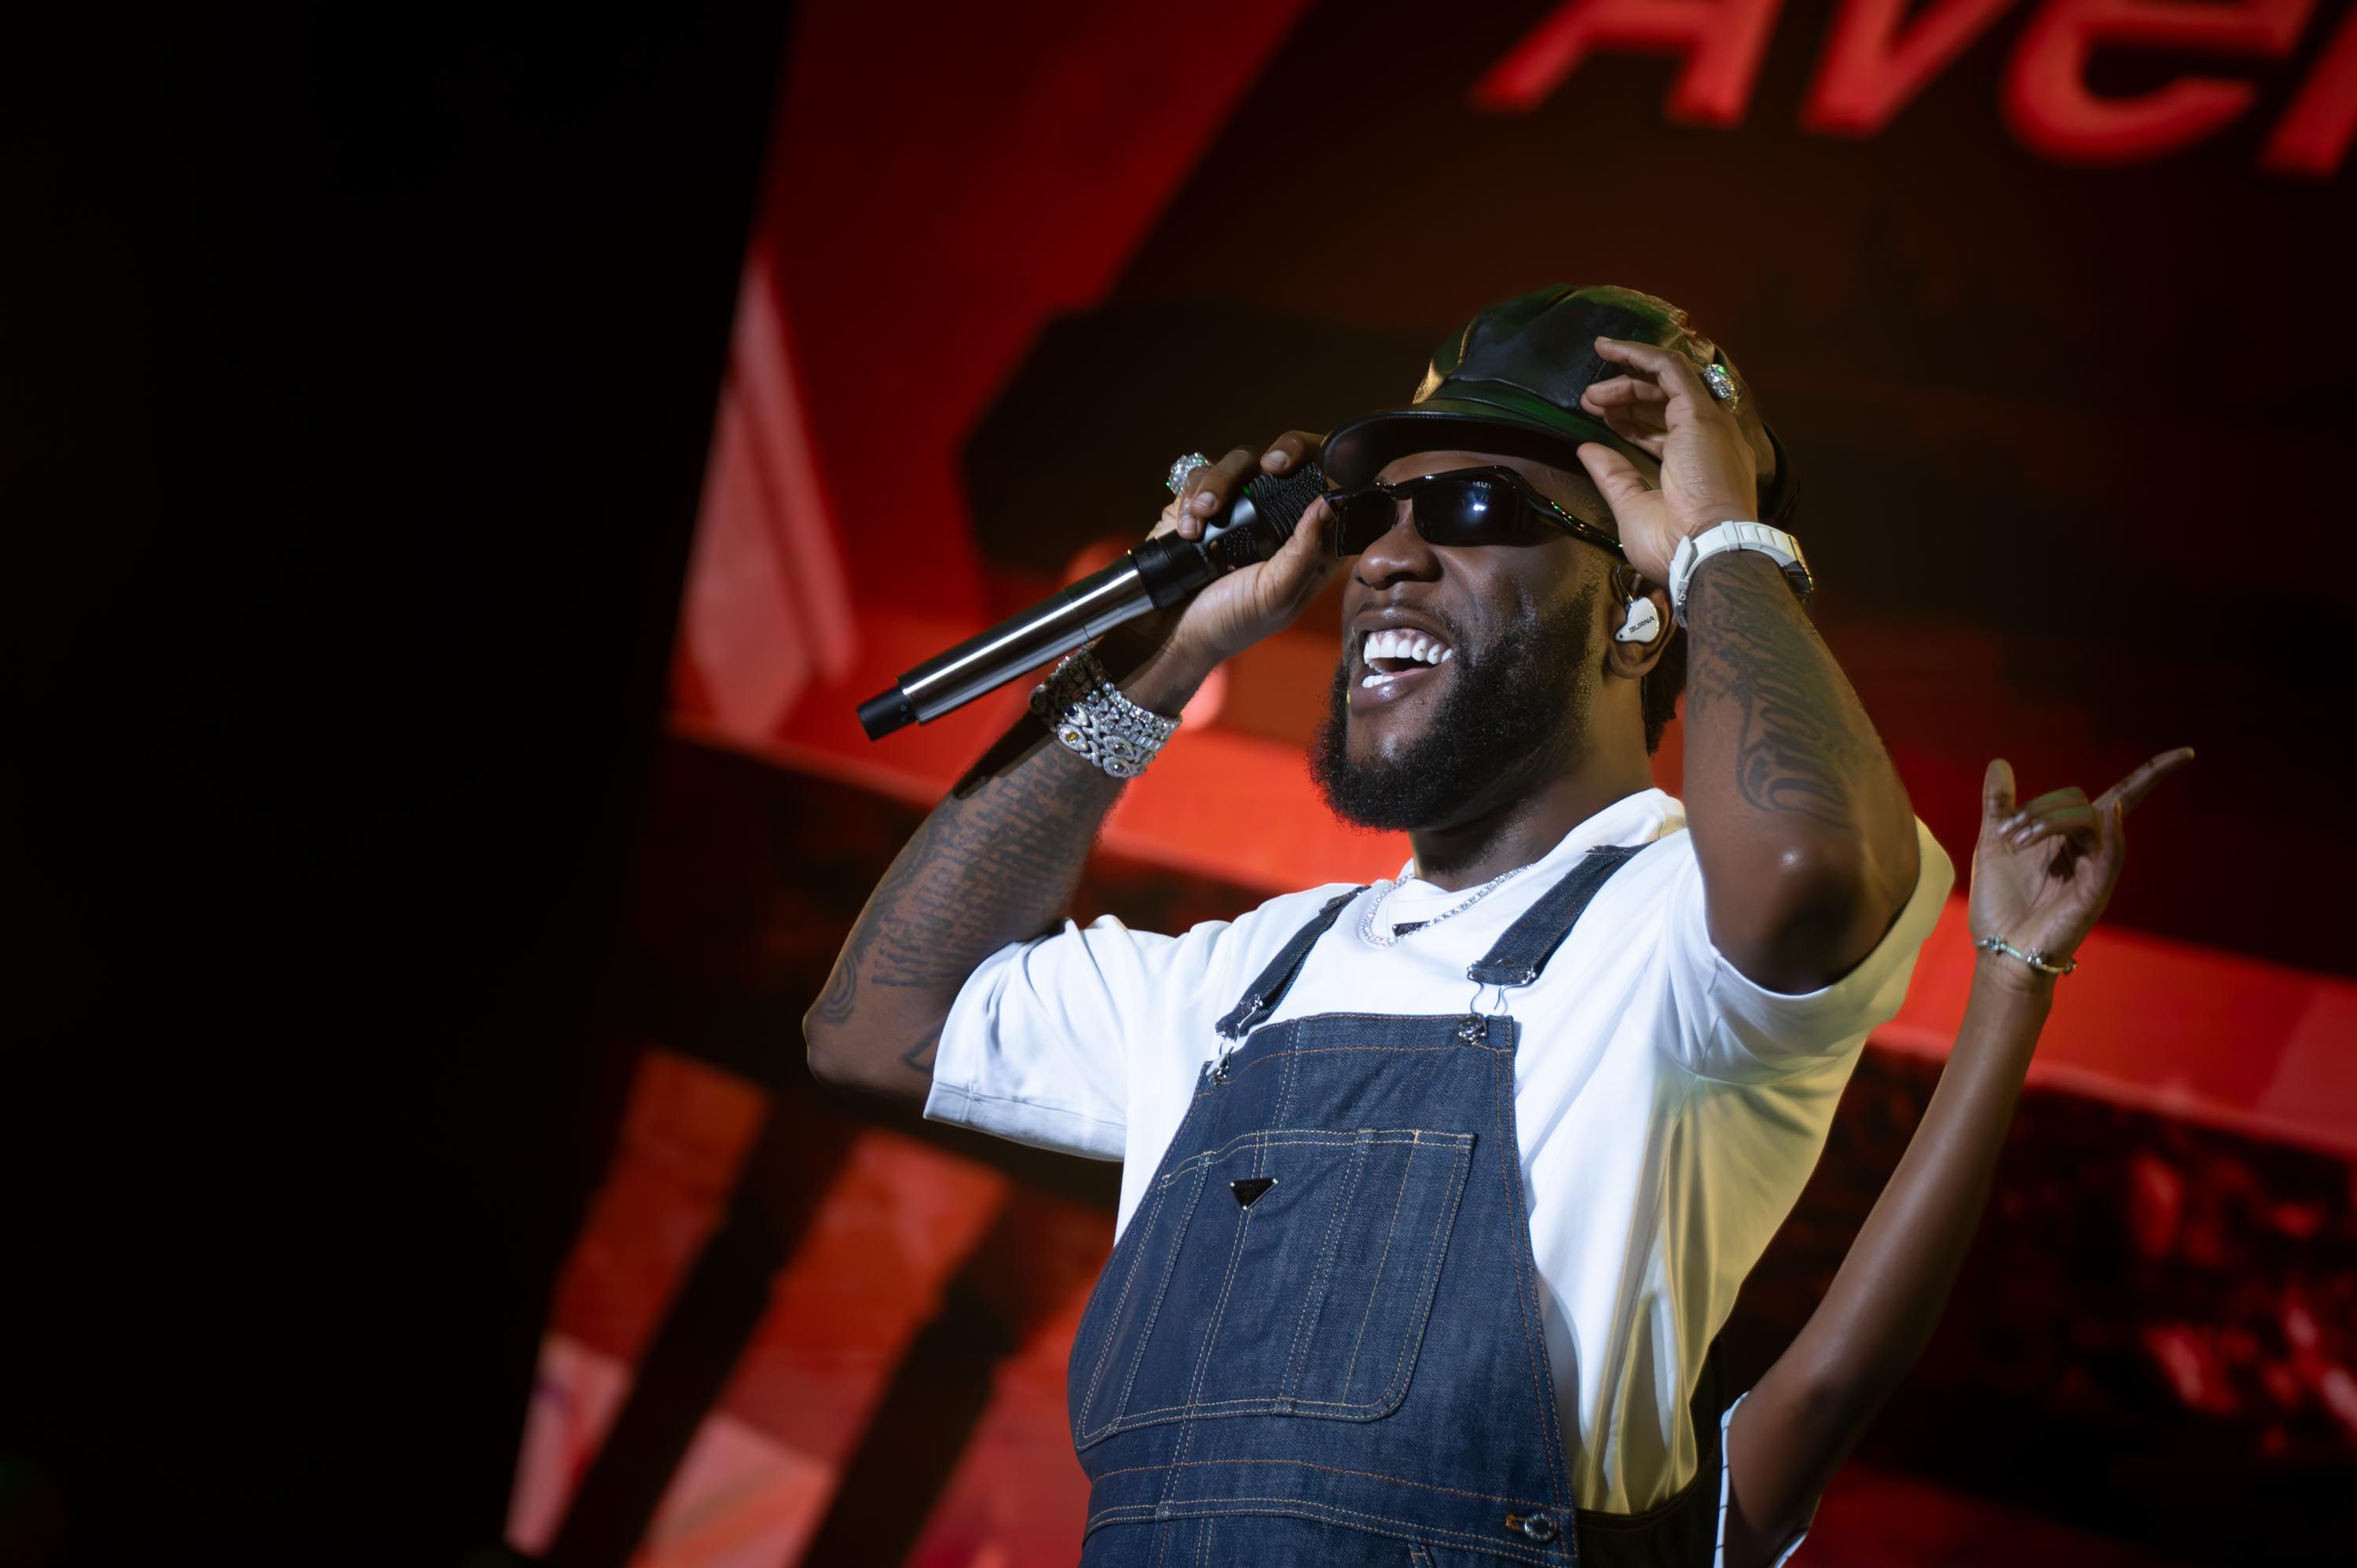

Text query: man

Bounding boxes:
[806,285,1953,1566]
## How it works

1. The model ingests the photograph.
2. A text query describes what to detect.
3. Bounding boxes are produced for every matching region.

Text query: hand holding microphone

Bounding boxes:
[1128,431,1340,676]
[857,432,1339,739]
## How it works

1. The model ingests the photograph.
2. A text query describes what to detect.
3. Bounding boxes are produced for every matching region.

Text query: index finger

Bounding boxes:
[1181,445,1264,533]
[2092,746,2195,815]
[1593,337,1715,419]
[1259,429,1325,475]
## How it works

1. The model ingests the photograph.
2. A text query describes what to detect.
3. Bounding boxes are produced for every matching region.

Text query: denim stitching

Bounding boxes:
[1103,1131,1471,1423]
[1280,1129,1368,1400]
[1288,1011,1519,1028]
[1489,1025,1574,1522]
[1085,1500,1564,1564]
[1204,1026,1510,1091]
[1157,1130,1468,1189]
[1274,1031,1300,1131]
[1157,1133,1263,1515]
[1215,890,1357,1040]
[1086,1455,1555,1509]
[1091,1163,1208,1448]
[1106,1137,1473,1426]
[1081,855,1637,1559]
[1339,1132,1419,1401]
[1291,1043,1508,1057]
[1372,1135,1475,1415]
[1073,1176,1170,1444]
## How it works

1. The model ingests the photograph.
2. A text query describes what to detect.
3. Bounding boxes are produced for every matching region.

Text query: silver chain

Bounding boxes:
[1357,863,1532,949]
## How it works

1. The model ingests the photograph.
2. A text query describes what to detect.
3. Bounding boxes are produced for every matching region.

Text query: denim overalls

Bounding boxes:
[1068,847,1722,1566]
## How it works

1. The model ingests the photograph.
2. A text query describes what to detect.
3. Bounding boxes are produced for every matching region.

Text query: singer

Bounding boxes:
[808,286,1952,1565]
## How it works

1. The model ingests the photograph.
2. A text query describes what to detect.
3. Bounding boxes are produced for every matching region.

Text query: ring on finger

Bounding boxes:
[1702,364,1739,409]
[1166,452,1211,495]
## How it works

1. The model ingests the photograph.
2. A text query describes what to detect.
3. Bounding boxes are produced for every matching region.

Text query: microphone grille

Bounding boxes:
[1239,460,1326,539]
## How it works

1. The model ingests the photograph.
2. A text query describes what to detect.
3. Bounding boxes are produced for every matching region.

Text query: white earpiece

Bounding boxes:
[1614,595,1661,645]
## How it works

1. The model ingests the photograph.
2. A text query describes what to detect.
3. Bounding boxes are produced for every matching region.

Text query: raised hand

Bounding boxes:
[1571,336,1761,585]
[1122,432,1340,677]
[1969,748,2194,971]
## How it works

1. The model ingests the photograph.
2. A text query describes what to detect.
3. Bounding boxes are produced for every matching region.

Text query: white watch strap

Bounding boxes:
[1667,520,1813,628]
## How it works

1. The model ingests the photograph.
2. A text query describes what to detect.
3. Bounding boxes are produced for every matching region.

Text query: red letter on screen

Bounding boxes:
[1471,0,1786,127]
[1804,0,2022,135]
[2003,0,2315,163]
[2262,2,2357,176]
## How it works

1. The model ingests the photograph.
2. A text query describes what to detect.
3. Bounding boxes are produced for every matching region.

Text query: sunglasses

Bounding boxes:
[1322,466,1627,562]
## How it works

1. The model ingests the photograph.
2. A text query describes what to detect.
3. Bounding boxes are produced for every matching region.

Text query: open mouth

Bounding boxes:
[1357,626,1453,691]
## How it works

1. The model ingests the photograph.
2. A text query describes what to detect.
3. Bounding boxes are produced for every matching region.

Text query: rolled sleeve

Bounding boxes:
[1660,819,1955,1083]
[924,912,1221,1161]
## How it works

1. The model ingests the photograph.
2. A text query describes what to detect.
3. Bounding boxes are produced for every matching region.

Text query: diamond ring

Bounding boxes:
[1166,452,1211,496]
[1702,364,1739,409]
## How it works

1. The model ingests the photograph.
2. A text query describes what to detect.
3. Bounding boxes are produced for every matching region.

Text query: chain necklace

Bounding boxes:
[1357,862,1533,949]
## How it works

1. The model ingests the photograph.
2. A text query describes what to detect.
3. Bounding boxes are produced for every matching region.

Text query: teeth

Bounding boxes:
[1361,628,1452,666]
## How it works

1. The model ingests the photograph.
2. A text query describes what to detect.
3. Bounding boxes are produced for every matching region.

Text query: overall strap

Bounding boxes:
[1465,844,1647,989]
[1213,888,1363,1041]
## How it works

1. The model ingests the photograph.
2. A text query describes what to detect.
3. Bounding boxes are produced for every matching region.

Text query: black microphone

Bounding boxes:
[856,461,1327,740]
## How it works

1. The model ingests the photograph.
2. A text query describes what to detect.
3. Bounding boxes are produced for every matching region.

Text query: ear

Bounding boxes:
[1604,566,1673,680]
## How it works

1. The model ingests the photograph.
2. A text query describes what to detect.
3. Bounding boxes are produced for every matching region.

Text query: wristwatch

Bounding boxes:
[1666,520,1813,628]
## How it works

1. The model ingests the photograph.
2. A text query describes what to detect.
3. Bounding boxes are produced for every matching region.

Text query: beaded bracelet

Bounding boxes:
[1973,934,2077,976]
[1029,644,1181,779]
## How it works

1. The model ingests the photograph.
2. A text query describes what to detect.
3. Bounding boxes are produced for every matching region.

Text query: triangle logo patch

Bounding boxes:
[1230,1177,1277,1209]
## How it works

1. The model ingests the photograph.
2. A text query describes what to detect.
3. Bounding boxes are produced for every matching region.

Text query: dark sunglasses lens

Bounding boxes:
[1329,490,1395,555]
[1411,476,1512,545]
[1328,473,1545,555]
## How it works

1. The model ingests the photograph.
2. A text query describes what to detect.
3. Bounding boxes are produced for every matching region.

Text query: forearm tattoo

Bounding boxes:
[900,1023,943,1074]
[815,744,1121,1030]
[1682,555,1864,830]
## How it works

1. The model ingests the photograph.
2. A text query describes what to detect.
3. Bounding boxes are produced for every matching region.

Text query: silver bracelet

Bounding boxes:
[1029,645,1181,779]
[1973,934,2077,976]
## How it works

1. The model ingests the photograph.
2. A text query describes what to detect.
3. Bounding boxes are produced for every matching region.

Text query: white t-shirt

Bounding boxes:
[926,787,1953,1513]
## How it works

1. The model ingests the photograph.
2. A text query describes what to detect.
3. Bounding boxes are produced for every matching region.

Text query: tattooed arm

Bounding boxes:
[1722,751,2187,1564]
[1677,551,1919,991]
[805,435,1340,1101]
[1578,337,1918,992]
[803,657,1174,1100]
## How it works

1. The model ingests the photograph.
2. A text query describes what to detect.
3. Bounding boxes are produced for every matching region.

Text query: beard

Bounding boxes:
[1308,580,1600,832]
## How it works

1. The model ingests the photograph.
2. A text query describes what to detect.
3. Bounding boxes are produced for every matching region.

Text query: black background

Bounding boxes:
[4,9,790,1563]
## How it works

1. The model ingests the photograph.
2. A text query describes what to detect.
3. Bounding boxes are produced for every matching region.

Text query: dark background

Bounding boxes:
[5,8,791,1563]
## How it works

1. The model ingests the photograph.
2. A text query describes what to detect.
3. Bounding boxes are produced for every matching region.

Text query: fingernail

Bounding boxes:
[1193,492,1217,513]
[1264,449,1289,471]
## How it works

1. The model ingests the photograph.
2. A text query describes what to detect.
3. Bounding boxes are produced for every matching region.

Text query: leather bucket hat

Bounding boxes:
[1322,284,1792,524]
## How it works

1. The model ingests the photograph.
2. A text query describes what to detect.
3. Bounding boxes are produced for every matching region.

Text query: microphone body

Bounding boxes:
[857,462,1325,740]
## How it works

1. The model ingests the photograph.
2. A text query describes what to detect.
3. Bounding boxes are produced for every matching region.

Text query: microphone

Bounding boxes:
[856,461,1327,740]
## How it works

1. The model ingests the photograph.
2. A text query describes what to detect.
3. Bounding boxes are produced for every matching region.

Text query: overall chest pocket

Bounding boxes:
[1070,1126,1475,1449]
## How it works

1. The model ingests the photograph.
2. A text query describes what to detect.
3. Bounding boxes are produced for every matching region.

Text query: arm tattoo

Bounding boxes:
[866,757,1112,990]
[812,919,865,1025]
[812,810,945,1026]
[819,738,1120,1028]
[900,1024,943,1075]
[1683,556,1862,830]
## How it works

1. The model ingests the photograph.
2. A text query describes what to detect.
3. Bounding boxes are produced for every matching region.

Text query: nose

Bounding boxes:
[1354,500,1441,591]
